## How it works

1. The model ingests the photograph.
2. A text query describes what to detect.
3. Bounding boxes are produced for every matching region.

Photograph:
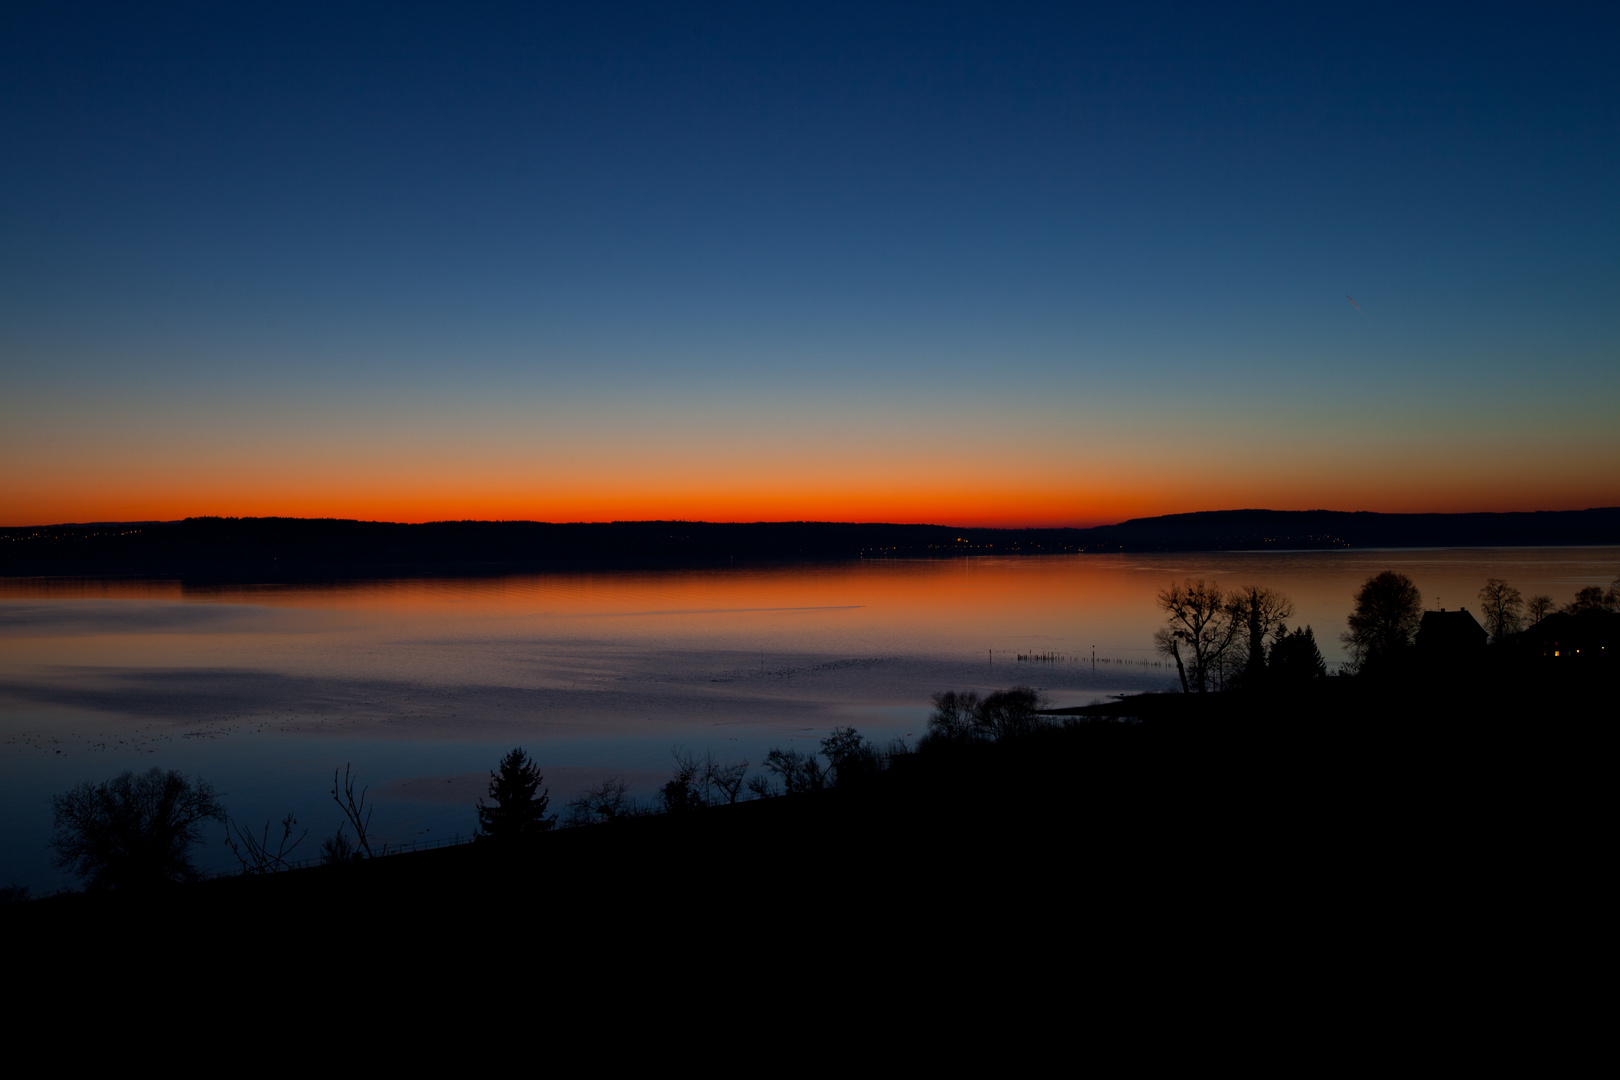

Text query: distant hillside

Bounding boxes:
[1078,507,1620,552]
[2,508,1617,577]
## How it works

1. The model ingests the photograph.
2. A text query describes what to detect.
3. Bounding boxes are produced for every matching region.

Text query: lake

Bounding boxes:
[4,546,1615,892]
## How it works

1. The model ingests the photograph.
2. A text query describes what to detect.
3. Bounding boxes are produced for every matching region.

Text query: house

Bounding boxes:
[1520,609,1619,665]
[1416,607,1488,660]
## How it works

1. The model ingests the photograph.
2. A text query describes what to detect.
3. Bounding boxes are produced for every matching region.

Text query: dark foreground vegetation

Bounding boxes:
[14,642,1607,922]
[12,721,1166,949]
[9,562,1611,994]
[5,506,1619,577]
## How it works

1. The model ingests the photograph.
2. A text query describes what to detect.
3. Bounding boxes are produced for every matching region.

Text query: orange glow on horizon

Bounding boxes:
[4,482,1614,530]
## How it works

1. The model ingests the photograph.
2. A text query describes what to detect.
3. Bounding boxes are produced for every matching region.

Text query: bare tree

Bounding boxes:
[224,811,308,875]
[658,748,752,811]
[821,726,889,784]
[661,749,707,813]
[1477,579,1525,642]
[922,690,981,749]
[763,747,826,794]
[1154,579,1241,693]
[972,687,1048,740]
[331,764,384,859]
[1526,594,1555,624]
[1230,585,1295,685]
[52,768,225,890]
[702,753,750,805]
[565,776,637,825]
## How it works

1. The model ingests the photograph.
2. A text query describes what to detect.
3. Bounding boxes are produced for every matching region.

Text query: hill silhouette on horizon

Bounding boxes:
[4,507,1618,578]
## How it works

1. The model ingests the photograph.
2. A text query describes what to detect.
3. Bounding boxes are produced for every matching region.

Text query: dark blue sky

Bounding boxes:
[4,3,1617,524]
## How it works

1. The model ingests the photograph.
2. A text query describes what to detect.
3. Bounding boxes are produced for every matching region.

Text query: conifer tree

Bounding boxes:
[477,747,554,841]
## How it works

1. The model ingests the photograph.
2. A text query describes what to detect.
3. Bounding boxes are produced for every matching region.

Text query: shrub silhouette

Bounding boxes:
[320,829,356,865]
[51,768,225,890]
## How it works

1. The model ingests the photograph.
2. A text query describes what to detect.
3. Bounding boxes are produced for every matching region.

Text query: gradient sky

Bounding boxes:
[3,2,1617,527]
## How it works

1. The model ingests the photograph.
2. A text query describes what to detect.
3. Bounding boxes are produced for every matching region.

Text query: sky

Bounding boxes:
[3,2,1617,527]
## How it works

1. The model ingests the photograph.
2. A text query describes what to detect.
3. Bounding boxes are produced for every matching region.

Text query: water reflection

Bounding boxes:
[3,547,1615,891]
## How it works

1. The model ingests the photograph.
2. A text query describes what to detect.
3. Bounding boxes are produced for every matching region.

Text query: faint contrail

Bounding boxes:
[1346,294,1363,313]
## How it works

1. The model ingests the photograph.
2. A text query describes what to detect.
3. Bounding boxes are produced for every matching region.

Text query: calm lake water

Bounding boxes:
[4,547,1615,891]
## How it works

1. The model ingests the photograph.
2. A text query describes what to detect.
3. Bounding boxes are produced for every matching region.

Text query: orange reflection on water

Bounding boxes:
[5,547,1616,665]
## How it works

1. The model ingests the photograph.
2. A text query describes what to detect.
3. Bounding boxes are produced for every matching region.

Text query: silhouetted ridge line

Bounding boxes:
[2,508,1617,577]
[1083,507,1620,551]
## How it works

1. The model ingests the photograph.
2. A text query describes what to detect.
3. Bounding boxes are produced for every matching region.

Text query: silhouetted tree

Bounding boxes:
[660,749,706,813]
[1154,579,1240,692]
[763,747,826,794]
[331,764,383,858]
[659,748,751,810]
[1343,571,1422,674]
[820,726,884,785]
[1230,585,1295,686]
[223,811,307,875]
[703,754,750,805]
[477,747,555,840]
[565,776,636,825]
[1526,594,1555,624]
[1477,579,1525,642]
[921,690,981,749]
[1566,585,1617,614]
[973,686,1048,740]
[51,768,225,890]
[1268,624,1326,683]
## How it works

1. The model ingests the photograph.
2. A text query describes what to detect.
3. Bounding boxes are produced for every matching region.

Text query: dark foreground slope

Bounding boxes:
[19,723,1158,938]
[9,668,1602,1023]
[5,507,1618,577]
[20,652,1600,942]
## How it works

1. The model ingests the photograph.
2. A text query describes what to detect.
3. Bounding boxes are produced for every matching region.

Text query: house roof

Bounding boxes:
[1417,607,1487,650]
